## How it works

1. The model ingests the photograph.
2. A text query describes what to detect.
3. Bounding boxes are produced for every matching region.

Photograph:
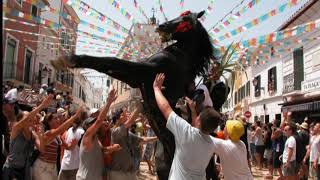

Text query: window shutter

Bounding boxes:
[293,48,304,90]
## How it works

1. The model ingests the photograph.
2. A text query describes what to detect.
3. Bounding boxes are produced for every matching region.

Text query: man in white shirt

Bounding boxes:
[153,73,253,180]
[5,85,23,101]
[282,123,298,179]
[58,125,84,180]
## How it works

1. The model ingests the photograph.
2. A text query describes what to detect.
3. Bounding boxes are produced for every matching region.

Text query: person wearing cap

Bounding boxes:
[153,74,252,180]
[39,84,48,96]
[2,95,54,180]
[89,108,99,118]
[77,89,121,180]
[215,120,253,180]
[298,122,310,179]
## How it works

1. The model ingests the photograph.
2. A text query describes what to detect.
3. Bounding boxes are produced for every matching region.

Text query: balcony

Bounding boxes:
[3,62,17,80]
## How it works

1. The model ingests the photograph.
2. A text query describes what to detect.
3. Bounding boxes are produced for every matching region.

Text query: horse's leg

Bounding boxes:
[51,55,154,88]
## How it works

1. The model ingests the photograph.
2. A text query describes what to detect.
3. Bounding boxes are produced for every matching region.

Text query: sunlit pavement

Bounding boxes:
[138,162,280,180]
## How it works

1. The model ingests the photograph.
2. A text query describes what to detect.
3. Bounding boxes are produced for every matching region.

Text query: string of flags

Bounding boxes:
[211,0,262,33]
[107,0,135,23]
[157,0,168,21]
[213,0,303,42]
[3,6,126,45]
[133,0,149,22]
[66,0,129,33]
[219,18,320,51]
[179,0,185,13]
[200,0,215,22]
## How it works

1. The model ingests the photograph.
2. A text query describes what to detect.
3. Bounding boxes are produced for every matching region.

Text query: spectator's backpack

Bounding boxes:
[293,132,304,164]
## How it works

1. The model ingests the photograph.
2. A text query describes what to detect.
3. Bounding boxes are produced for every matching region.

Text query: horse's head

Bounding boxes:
[156,10,205,42]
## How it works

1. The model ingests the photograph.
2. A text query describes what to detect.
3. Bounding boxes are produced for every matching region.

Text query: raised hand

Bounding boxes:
[41,94,54,107]
[107,89,118,103]
[153,73,165,90]
[185,97,196,111]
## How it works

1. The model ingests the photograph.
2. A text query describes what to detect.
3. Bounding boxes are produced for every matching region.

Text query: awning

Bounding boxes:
[281,102,316,112]
[314,101,320,111]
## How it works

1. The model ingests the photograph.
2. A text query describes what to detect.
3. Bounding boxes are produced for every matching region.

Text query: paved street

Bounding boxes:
[138,162,281,180]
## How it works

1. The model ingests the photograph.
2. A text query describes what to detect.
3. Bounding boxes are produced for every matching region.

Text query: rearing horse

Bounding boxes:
[51,10,217,178]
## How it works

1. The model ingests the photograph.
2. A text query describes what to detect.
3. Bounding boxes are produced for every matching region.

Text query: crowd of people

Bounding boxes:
[245,116,320,180]
[1,84,158,180]
[1,75,319,180]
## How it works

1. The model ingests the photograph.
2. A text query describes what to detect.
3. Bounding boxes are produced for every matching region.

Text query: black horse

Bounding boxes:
[52,10,218,179]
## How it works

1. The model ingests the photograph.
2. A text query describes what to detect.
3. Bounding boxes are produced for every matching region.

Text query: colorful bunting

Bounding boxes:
[132,0,149,22]
[213,0,304,41]
[200,0,215,22]
[211,0,261,32]
[65,0,129,33]
[219,19,320,50]
[107,0,135,22]
[157,0,168,21]
[3,6,126,41]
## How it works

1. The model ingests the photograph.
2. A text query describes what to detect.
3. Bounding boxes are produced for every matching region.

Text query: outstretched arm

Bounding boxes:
[43,108,83,146]
[123,108,139,129]
[11,95,53,139]
[85,89,117,139]
[153,73,173,120]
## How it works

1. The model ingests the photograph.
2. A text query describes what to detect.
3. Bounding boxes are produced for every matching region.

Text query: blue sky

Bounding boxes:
[75,0,309,54]
[73,0,309,85]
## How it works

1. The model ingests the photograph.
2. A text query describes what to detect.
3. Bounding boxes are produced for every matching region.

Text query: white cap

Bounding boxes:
[41,84,48,88]
[90,108,99,115]
[57,108,66,115]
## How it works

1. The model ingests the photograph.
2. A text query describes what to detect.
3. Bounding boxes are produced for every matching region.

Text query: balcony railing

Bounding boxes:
[3,62,17,80]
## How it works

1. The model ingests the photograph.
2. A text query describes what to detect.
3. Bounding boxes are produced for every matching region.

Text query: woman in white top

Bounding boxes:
[252,121,264,170]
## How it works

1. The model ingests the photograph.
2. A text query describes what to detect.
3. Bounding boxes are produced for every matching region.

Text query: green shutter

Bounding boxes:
[293,48,304,90]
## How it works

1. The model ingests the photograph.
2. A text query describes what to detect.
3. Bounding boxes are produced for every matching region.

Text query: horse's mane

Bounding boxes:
[190,21,217,77]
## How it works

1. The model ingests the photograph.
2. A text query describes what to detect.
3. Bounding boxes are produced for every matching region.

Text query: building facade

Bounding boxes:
[222,0,320,123]
[3,0,50,88]
[280,0,320,123]
[36,0,79,94]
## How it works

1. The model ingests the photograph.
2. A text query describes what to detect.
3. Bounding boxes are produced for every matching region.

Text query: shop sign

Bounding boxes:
[302,78,320,92]
[283,73,294,94]
[281,102,313,112]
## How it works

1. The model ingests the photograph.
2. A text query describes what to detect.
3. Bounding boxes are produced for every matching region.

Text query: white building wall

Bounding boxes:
[250,59,284,123]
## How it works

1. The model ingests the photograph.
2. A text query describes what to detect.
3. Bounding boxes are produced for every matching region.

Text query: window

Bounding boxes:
[241,86,245,100]
[31,5,38,16]
[275,114,281,122]
[61,31,66,46]
[254,75,261,97]
[234,91,237,105]
[265,115,269,124]
[24,49,33,84]
[293,47,304,90]
[268,66,277,93]
[246,81,250,97]
[38,63,43,83]
[5,38,17,79]
[79,86,82,98]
